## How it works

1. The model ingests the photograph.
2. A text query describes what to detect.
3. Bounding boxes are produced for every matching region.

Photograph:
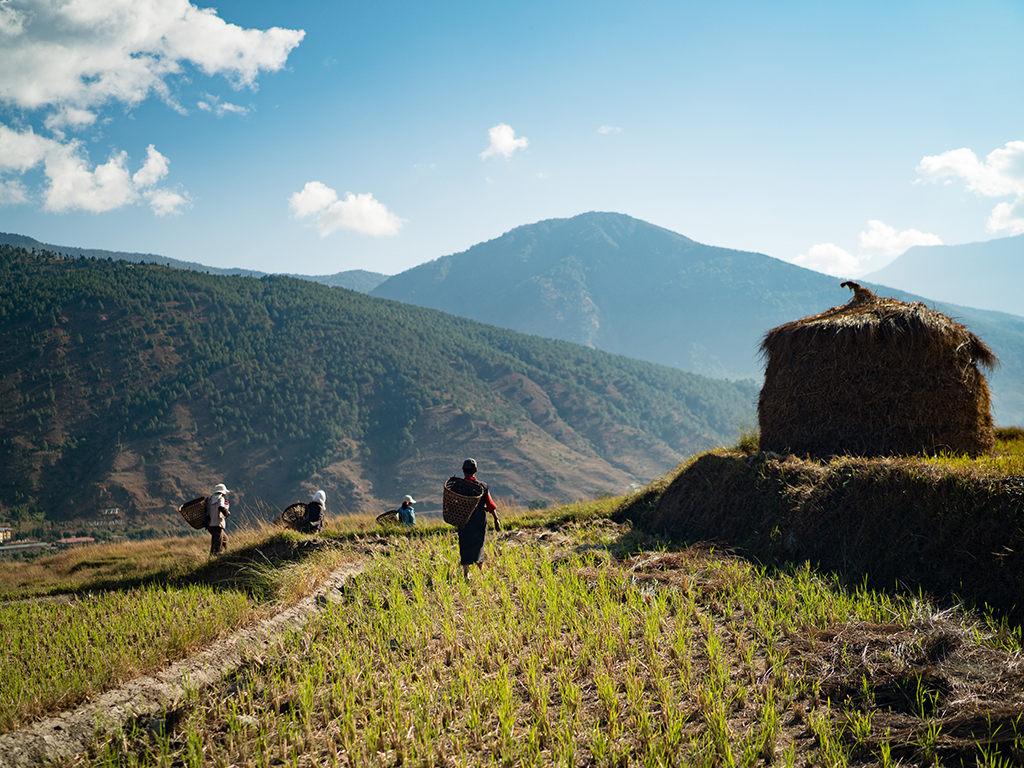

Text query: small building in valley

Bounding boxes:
[758,282,997,458]
[54,536,96,548]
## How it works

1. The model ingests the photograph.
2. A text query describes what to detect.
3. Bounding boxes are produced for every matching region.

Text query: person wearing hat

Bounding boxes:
[206,483,231,556]
[398,494,416,527]
[304,489,326,533]
[456,458,499,579]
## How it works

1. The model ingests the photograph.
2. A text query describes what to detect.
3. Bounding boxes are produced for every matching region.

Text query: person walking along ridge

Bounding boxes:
[456,458,498,580]
[304,489,326,533]
[206,483,230,556]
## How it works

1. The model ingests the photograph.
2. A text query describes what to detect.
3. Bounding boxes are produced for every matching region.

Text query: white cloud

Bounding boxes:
[857,219,942,258]
[0,0,303,216]
[480,123,528,160]
[597,125,621,134]
[144,187,190,216]
[0,124,189,214]
[0,179,29,205]
[131,144,171,188]
[0,0,305,113]
[43,147,139,213]
[988,197,1024,235]
[0,124,52,173]
[792,243,860,276]
[44,107,97,134]
[289,181,403,237]
[0,3,27,36]
[917,141,1024,234]
[197,94,249,117]
[289,181,337,218]
[794,220,943,277]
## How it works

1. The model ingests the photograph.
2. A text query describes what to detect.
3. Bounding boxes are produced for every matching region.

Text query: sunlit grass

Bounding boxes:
[6,436,1024,763]
[83,518,1020,767]
[0,522,358,734]
[0,582,251,733]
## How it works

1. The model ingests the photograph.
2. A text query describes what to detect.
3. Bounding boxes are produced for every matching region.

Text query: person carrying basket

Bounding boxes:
[206,483,231,556]
[451,458,499,580]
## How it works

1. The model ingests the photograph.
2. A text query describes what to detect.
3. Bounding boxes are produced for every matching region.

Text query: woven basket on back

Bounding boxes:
[443,477,484,528]
[376,509,399,525]
[178,497,208,529]
[274,502,307,530]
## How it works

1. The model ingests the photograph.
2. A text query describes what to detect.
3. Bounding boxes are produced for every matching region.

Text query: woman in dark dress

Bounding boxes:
[457,458,499,580]
[303,489,325,533]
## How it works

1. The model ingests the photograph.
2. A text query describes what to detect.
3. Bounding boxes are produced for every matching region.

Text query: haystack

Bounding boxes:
[758,282,997,457]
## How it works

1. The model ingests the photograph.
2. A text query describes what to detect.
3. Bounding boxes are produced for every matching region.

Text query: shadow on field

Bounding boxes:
[612,463,1024,766]
[49,533,351,602]
[630,450,1024,622]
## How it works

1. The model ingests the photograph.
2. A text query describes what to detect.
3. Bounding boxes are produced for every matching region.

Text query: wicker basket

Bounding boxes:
[376,509,399,525]
[274,502,307,530]
[443,477,484,528]
[178,497,208,529]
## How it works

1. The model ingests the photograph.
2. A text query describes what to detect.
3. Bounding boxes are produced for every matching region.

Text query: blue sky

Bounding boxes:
[1,0,1023,278]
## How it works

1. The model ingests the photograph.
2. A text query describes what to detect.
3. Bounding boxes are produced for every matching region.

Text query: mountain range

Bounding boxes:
[863,233,1023,317]
[369,212,1024,425]
[3,212,1021,536]
[0,232,389,293]
[0,244,756,532]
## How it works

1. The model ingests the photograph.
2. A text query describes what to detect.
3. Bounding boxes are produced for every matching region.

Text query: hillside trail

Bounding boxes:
[0,560,367,768]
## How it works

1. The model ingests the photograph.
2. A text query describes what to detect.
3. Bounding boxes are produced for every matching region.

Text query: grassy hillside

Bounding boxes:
[4,455,1024,765]
[0,245,756,535]
[371,212,1024,426]
[639,428,1024,621]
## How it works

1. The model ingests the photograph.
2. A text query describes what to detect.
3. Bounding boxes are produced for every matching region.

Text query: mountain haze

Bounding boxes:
[0,245,757,532]
[371,212,1024,426]
[372,212,834,381]
[862,234,1024,317]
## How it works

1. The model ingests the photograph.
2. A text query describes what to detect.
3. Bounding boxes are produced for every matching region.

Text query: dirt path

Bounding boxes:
[0,562,366,768]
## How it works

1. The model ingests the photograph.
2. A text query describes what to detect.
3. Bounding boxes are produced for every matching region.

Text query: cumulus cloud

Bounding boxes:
[917,141,1024,234]
[289,181,403,237]
[0,124,189,214]
[480,123,528,160]
[987,197,1024,234]
[794,220,943,277]
[792,243,860,276]
[0,0,304,112]
[44,107,98,135]
[0,0,303,215]
[857,219,942,258]
[597,125,622,134]
[0,179,29,205]
[197,94,249,117]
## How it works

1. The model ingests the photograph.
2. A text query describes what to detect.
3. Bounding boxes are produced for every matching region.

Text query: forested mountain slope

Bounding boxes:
[0,232,388,293]
[371,212,1024,426]
[0,246,757,532]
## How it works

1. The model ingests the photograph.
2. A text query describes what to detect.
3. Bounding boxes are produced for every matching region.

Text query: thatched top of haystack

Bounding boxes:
[760,281,997,369]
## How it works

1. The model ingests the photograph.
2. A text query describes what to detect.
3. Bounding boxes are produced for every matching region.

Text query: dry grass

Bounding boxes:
[646,431,1024,622]
[759,284,996,458]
